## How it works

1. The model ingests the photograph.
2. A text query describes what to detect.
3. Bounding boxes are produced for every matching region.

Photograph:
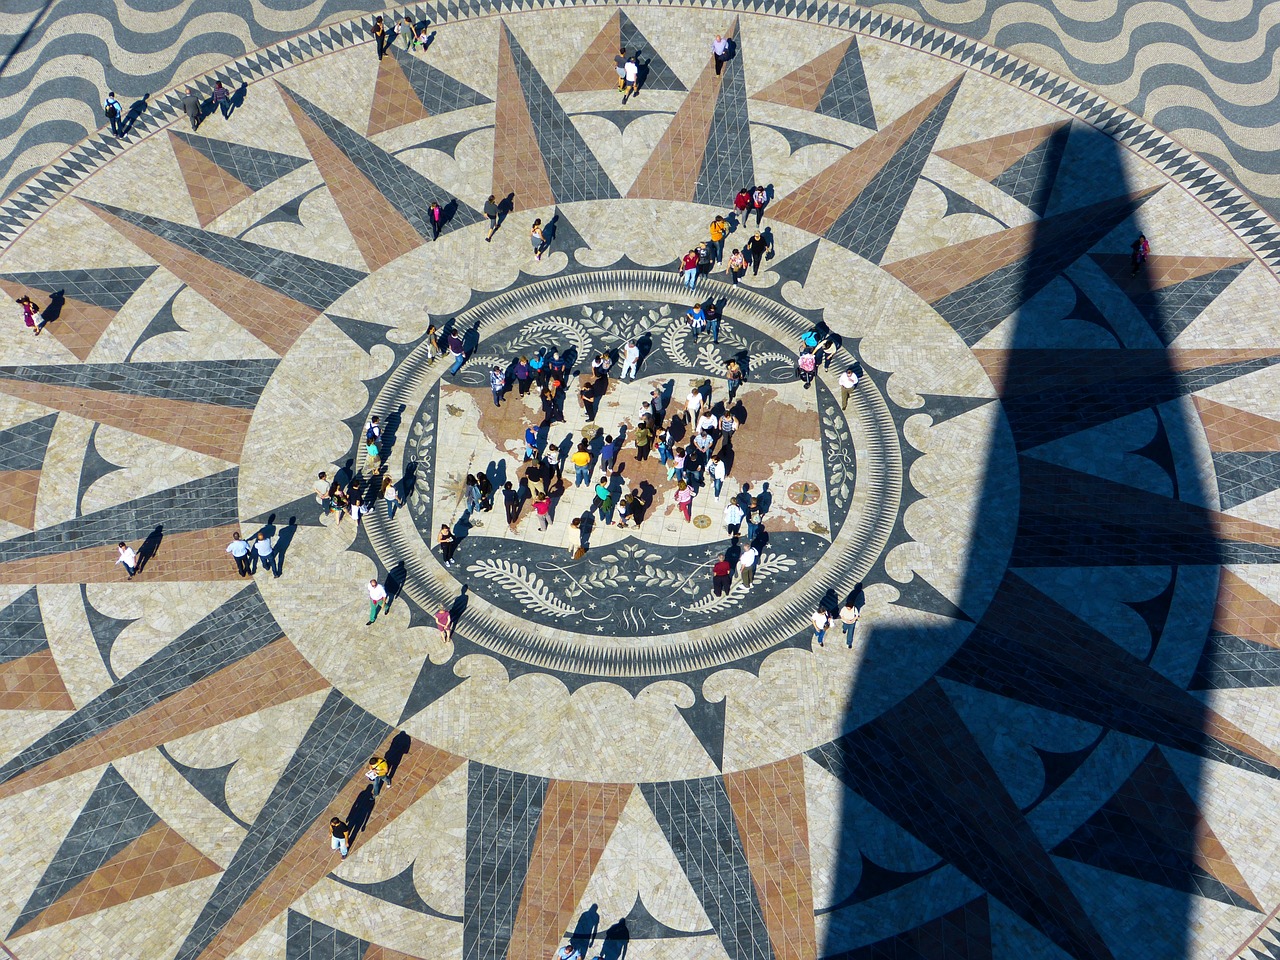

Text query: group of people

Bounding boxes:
[370,14,432,58]
[681,205,775,293]
[327,754,396,858]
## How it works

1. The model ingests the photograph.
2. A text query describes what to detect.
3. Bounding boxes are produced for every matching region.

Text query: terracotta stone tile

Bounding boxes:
[368,53,433,136]
[0,647,74,711]
[936,121,1068,183]
[493,27,555,209]
[769,76,960,235]
[1092,253,1251,292]
[723,757,815,960]
[197,741,463,960]
[279,84,424,272]
[169,132,256,227]
[1212,570,1280,649]
[0,528,246,586]
[19,821,220,935]
[627,21,737,202]
[752,38,851,113]
[556,10,623,93]
[0,377,251,461]
[0,278,118,362]
[0,468,39,529]
[363,946,427,960]
[1194,396,1280,452]
[85,201,320,355]
[0,638,325,800]
[507,781,632,960]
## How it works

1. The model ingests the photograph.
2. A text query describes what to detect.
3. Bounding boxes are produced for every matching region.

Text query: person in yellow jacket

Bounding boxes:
[366,756,391,797]
[708,215,728,264]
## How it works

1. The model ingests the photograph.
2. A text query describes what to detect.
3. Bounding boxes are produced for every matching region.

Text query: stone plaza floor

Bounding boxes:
[2,3,1280,960]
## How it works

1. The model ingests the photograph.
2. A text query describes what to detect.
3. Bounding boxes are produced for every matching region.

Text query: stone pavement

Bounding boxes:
[1,4,1280,960]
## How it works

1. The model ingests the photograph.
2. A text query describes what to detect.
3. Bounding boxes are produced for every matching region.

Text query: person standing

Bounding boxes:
[620,340,640,380]
[371,16,387,59]
[104,91,123,136]
[513,356,532,395]
[712,34,730,75]
[226,531,251,577]
[705,300,721,344]
[684,384,703,425]
[712,555,733,596]
[366,756,391,796]
[616,488,641,528]
[839,599,860,648]
[686,301,707,340]
[571,442,592,487]
[680,249,700,292]
[633,421,653,461]
[724,500,744,539]
[733,187,751,220]
[429,201,443,240]
[490,365,506,407]
[116,542,137,579]
[726,248,746,285]
[708,215,728,264]
[314,471,332,517]
[181,87,202,130]
[503,481,521,524]
[599,435,619,473]
[745,231,771,276]
[330,817,351,859]
[708,455,726,498]
[838,366,859,410]
[579,376,600,421]
[438,524,457,565]
[367,578,388,625]
[464,474,482,514]
[252,532,274,575]
[717,408,737,451]
[381,475,403,518]
[1130,232,1151,276]
[16,295,45,336]
[745,497,762,544]
[424,324,442,362]
[530,219,547,260]
[435,607,453,643]
[751,185,768,225]
[533,492,551,531]
[737,543,758,587]
[622,56,639,104]
[797,348,817,388]
[483,194,500,241]
[812,606,832,646]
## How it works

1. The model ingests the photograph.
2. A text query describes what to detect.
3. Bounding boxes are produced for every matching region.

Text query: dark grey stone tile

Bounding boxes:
[619,11,686,92]
[170,130,308,191]
[331,861,463,920]
[0,412,55,472]
[0,265,156,310]
[285,909,368,960]
[816,36,876,129]
[1213,451,1280,511]
[1191,632,1280,691]
[0,586,44,664]
[388,43,493,115]
[1128,262,1249,346]
[0,358,277,408]
[694,29,754,207]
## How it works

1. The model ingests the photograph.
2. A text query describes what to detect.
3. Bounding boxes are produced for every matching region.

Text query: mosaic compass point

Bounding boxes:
[678,692,727,770]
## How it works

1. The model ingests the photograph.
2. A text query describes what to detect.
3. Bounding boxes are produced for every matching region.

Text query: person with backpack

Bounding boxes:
[104,91,123,136]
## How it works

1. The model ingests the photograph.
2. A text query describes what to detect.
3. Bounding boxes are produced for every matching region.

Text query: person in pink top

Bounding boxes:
[675,481,694,522]
[435,607,452,643]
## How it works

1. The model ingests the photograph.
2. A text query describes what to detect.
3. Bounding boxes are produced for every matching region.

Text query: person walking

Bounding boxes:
[181,87,202,130]
[708,215,728,264]
[717,408,737,451]
[724,500,744,539]
[751,185,768,225]
[620,340,640,380]
[686,301,707,340]
[533,492,552,531]
[490,364,506,407]
[622,57,639,104]
[366,756,391,796]
[614,46,629,91]
[745,231,771,275]
[726,248,746,285]
[675,481,695,522]
[684,384,703,425]
[733,187,751,220]
[366,578,387,625]
[104,91,123,136]
[712,34,730,76]
[531,219,547,260]
[226,531,252,577]
[424,324,442,362]
[314,471,333,518]
[446,330,466,376]
[252,532,274,575]
[435,606,453,643]
[371,15,387,59]
[330,817,351,859]
[839,599,860,647]
[712,555,733,596]
[797,348,817,389]
[669,445,686,483]
[429,201,443,240]
[838,366,859,410]
[737,543,758,587]
[745,497,762,544]
[726,358,743,401]
[211,81,230,119]
[483,194,500,241]
[812,606,832,646]
[1130,232,1151,276]
[381,474,403,518]
[16,295,45,336]
[438,524,457,566]
[708,455,726,498]
[116,541,137,579]
[680,249,700,292]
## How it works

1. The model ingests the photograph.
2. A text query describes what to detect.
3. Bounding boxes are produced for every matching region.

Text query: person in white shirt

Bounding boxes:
[684,387,703,424]
[226,531,251,577]
[838,366,860,411]
[622,56,639,103]
[252,532,274,575]
[708,456,726,498]
[620,341,640,380]
[839,600,860,648]
[367,579,388,626]
[724,501,744,539]
[812,606,832,646]
[314,471,332,517]
[115,542,136,579]
[697,411,717,435]
[737,545,758,587]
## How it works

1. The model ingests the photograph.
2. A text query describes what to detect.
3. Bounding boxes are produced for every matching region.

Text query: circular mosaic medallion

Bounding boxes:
[788,480,821,505]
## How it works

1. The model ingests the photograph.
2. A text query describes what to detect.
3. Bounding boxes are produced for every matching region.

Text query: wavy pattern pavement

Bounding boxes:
[0,0,1278,218]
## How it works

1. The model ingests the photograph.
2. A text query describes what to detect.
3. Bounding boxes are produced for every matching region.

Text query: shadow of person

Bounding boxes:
[272,517,298,577]
[635,57,650,94]
[385,730,412,779]
[452,511,473,543]
[489,459,508,491]
[42,291,65,326]
[497,192,516,228]
[440,197,459,231]
[756,480,772,515]
[255,513,279,541]
[637,481,656,523]
[385,560,407,611]
[135,524,164,573]
[228,84,247,117]
[462,323,480,361]
[761,226,775,261]
[122,93,149,135]
[345,785,377,841]
[449,584,470,626]
[570,904,600,955]
[601,918,630,960]
[379,402,406,461]
[334,459,356,491]
[420,29,437,51]
[401,461,418,499]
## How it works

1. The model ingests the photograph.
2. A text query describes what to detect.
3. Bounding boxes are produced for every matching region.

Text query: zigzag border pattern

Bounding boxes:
[0,0,1277,271]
